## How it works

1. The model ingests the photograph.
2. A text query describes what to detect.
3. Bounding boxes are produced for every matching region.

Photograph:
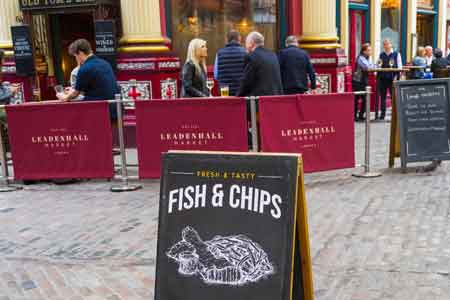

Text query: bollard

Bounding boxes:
[249,96,259,152]
[111,94,142,192]
[353,86,382,178]
[0,123,22,192]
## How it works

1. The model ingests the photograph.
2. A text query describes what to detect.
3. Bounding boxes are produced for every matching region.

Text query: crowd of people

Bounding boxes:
[2,33,450,126]
[352,39,450,122]
[181,30,317,98]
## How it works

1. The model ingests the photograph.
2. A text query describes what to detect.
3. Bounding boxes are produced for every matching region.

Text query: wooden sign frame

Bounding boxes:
[390,79,450,172]
[389,86,401,168]
[155,151,314,300]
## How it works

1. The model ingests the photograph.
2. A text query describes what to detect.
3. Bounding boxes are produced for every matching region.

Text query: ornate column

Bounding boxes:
[118,0,169,53]
[370,0,382,61]
[300,0,340,49]
[340,0,349,57]
[299,0,348,93]
[0,0,22,56]
[406,0,417,62]
[437,0,447,51]
[117,0,180,106]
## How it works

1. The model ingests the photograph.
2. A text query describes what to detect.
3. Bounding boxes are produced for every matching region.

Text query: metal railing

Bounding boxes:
[0,92,382,192]
[352,86,382,178]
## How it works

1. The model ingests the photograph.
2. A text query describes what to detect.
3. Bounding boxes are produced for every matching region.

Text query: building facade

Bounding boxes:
[0,0,449,103]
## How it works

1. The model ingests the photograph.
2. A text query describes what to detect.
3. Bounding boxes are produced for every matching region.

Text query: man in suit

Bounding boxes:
[238,31,283,96]
[278,35,316,94]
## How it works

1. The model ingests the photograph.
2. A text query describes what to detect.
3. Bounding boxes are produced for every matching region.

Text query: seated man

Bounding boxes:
[430,48,448,78]
[56,39,120,120]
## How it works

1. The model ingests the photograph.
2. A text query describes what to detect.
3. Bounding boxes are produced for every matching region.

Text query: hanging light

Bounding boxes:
[381,0,400,9]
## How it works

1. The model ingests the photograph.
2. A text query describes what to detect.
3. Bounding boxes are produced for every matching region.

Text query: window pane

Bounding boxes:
[381,0,401,51]
[170,0,278,65]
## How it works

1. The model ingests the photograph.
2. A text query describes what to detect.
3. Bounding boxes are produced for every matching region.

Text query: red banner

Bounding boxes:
[135,98,248,178]
[6,102,114,180]
[259,93,355,173]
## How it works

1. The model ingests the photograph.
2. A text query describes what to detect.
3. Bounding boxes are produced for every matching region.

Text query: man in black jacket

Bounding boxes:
[238,31,283,96]
[279,35,316,94]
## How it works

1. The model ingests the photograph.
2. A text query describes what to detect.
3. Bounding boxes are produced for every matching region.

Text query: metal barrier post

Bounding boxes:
[111,94,142,192]
[250,96,259,152]
[0,123,22,192]
[353,86,382,178]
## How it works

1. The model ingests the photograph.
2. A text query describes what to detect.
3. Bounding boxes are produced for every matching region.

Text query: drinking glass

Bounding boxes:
[206,78,214,97]
[389,58,395,68]
[220,86,229,97]
[54,85,64,94]
[377,59,383,67]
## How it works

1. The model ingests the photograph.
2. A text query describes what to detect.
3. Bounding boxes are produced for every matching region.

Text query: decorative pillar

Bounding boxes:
[437,0,447,50]
[300,0,340,49]
[299,0,348,93]
[370,0,382,62]
[340,0,349,57]
[119,0,169,53]
[0,0,22,56]
[116,0,181,143]
[406,0,417,62]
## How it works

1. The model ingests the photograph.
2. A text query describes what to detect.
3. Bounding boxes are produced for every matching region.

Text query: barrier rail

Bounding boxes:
[0,92,382,191]
[110,94,142,192]
[352,86,382,178]
[0,123,22,192]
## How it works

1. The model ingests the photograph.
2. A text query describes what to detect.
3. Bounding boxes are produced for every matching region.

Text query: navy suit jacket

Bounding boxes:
[278,45,316,93]
[238,47,283,96]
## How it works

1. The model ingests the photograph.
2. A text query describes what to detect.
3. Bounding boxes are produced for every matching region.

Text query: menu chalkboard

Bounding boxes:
[94,20,116,70]
[11,25,35,76]
[395,79,450,168]
[155,151,313,300]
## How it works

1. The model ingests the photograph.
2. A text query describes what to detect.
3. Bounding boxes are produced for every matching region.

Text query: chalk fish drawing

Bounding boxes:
[166,226,274,286]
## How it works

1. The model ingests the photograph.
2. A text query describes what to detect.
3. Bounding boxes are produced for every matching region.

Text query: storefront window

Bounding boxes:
[381,0,401,51]
[170,0,278,65]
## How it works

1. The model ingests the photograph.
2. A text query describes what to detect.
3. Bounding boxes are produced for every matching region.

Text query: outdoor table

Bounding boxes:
[367,68,410,72]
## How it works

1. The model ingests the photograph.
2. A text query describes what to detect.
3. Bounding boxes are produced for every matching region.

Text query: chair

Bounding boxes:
[432,68,449,79]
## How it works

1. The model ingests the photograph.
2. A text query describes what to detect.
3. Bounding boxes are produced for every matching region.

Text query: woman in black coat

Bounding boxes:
[181,38,209,97]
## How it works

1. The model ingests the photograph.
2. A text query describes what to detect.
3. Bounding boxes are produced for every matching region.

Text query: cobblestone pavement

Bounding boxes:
[1,118,450,299]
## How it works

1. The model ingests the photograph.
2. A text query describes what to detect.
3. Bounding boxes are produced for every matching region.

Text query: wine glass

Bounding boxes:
[54,85,64,94]
[389,58,395,68]
[206,78,214,97]
[377,59,383,68]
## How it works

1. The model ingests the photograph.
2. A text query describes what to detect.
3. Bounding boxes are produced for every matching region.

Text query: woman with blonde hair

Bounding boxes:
[412,46,427,79]
[181,38,209,97]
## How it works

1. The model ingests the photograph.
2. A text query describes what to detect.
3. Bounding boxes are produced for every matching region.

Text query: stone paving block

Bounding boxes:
[1,122,450,299]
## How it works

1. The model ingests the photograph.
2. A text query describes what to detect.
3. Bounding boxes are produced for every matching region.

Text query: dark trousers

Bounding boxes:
[377,79,393,118]
[354,93,366,119]
[352,82,366,119]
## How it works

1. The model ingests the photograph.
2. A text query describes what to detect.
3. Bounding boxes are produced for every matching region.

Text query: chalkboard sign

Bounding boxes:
[94,20,116,70]
[395,79,450,168]
[155,151,314,300]
[11,25,35,76]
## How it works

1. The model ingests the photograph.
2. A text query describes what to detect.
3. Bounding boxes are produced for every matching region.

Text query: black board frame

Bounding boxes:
[154,151,314,300]
[11,25,35,77]
[394,78,450,171]
[94,20,117,70]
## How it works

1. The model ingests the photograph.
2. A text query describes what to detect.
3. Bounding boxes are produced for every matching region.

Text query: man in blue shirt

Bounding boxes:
[57,39,120,119]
